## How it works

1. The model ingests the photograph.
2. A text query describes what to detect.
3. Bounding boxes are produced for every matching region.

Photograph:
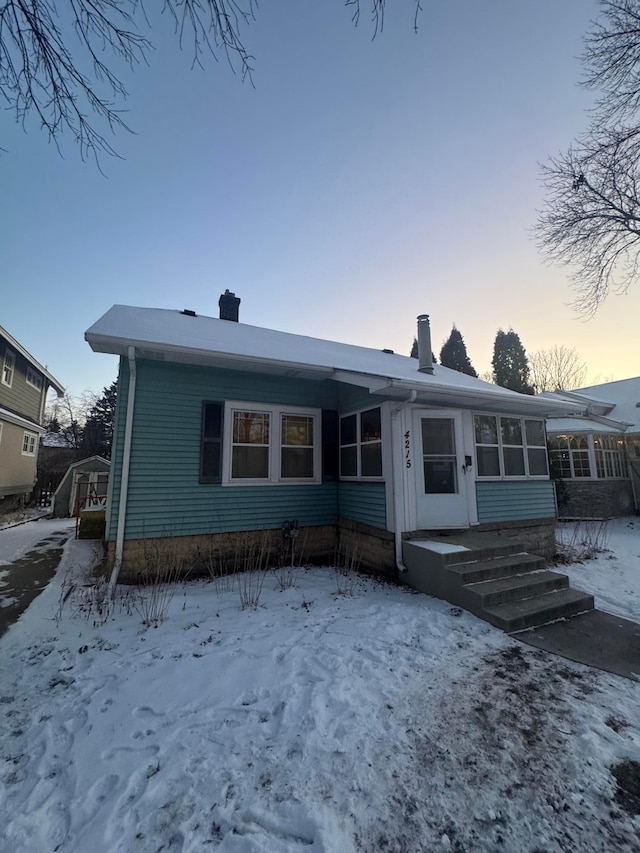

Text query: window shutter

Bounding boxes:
[200,402,224,483]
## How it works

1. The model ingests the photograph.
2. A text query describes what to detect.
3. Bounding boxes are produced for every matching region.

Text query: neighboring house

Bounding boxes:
[0,326,64,507]
[51,456,110,518]
[85,299,581,582]
[543,377,640,518]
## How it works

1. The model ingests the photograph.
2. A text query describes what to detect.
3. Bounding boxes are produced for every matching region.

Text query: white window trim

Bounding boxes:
[0,422,3,446]
[474,413,549,480]
[339,406,385,481]
[26,366,44,391]
[22,430,37,456]
[549,433,629,480]
[221,401,322,486]
[2,349,16,388]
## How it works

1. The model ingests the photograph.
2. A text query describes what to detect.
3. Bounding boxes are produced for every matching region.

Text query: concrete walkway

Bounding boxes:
[515,609,640,681]
[0,518,74,638]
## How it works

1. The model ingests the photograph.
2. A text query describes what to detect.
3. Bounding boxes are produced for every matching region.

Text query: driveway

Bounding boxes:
[0,518,75,638]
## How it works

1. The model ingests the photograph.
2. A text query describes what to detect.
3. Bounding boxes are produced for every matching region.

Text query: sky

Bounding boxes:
[2,0,637,401]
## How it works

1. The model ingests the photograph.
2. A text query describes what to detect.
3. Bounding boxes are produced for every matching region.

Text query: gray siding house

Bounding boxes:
[0,326,64,506]
[85,300,580,582]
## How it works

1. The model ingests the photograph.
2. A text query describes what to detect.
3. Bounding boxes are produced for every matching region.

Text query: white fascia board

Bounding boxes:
[0,407,46,433]
[367,379,586,417]
[85,334,336,380]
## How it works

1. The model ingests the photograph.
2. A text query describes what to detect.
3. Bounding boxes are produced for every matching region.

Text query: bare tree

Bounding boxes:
[536,0,640,315]
[1,1,422,161]
[529,345,588,393]
[45,389,96,448]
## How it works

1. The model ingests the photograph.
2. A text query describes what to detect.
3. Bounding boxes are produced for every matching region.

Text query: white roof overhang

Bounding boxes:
[0,407,46,434]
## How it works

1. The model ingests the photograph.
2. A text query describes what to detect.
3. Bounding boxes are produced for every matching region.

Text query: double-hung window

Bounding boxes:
[26,367,43,391]
[474,414,548,478]
[2,349,15,388]
[339,407,383,478]
[22,431,37,456]
[221,402,321,484]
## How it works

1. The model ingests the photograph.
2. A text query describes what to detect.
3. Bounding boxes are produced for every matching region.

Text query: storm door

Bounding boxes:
[413,410,470,529]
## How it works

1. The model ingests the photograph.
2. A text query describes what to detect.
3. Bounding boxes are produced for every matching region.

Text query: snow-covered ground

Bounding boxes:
[0,519,639,852]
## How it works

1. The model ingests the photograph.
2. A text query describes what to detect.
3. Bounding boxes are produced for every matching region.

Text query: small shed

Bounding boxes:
[52,456,110,517]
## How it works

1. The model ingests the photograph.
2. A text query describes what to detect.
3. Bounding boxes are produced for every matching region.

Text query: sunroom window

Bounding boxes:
[474,414,548,478]
[339,407,382,479]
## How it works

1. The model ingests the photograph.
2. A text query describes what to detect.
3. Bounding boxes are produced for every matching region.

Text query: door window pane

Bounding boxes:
[423,459,456,494]
[421,418,457,494]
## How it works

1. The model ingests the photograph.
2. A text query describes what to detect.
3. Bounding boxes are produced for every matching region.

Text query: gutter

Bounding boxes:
[390,390,417,573]
[108,346,137,596]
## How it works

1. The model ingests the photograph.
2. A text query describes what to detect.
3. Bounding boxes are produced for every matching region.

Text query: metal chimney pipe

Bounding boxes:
[417,314,434,374]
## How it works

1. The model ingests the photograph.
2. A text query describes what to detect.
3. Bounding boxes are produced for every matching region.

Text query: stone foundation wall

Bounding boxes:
[108,525,337,582]
[472,517,557,559]
[558,480,636,519]
[337,517,396,580]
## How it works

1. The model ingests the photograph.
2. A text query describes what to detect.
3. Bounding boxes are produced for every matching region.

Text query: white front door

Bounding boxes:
[413,410,470,529]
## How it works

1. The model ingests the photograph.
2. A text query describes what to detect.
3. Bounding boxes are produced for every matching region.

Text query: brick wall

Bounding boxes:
[558,480,635,519]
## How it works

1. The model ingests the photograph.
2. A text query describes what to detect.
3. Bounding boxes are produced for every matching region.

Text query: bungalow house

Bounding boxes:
[85,298,585,604]
[543,377,640,518]
[0,326,65,509]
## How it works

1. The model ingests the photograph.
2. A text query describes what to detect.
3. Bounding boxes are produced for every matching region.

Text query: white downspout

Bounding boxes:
[391,390,417,573]
[108,346,137,595]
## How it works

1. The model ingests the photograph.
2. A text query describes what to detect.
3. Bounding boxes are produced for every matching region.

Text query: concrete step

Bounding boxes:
[482,587,595,632]
[464,570,569,608]
[438,543,524,566]
[447,553,547,585]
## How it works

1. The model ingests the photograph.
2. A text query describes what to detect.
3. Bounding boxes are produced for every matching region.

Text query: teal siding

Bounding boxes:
[476,481,557,523]
[338,482,387,529]
[108,359,340,541]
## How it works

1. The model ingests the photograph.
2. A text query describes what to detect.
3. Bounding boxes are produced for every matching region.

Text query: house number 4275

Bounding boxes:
[404,430,411,468]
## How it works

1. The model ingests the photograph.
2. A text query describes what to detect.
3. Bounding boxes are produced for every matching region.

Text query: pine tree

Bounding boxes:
[80,381,117,459]
[439,326,477,377]
[491,329,534,394]
[410,338,437,363]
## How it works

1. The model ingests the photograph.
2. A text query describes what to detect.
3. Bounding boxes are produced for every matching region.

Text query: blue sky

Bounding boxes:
[3,0,635,398]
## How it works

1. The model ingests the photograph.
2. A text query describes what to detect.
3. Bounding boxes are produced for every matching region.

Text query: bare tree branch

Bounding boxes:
[1,1,423,162]
[536,1,640,314]
[529,345,588,393]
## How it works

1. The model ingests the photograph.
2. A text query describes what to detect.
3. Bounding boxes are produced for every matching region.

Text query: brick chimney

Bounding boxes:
[417,314,434,374]
[218,290,241,322]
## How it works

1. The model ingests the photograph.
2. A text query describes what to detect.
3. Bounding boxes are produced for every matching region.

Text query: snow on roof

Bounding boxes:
[543,377,640,433]
[572,377,640,432]
[545,417,622,435]
[85,305,581,416]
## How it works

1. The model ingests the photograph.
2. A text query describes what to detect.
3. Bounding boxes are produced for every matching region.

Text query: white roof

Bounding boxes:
[542,377,640,433]
[85,305,582,417]
[546,417,622,435]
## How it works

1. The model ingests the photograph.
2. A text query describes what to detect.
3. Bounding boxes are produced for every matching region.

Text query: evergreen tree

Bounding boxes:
[439,326,477,377]
[80,380,117,459]
[491,329,534,395]
[410,338,437,363]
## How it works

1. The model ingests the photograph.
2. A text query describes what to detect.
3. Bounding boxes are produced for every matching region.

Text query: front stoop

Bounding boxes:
[402,535,594,632]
